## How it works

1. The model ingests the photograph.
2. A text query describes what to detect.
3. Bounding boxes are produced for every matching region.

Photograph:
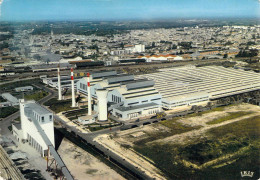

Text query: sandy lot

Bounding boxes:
[94,103,260,179]
[151,103,260,145]
[58,138,125,180]
[94,134,166,180]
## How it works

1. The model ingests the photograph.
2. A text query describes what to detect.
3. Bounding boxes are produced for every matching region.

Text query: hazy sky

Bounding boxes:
[0,0,259,21]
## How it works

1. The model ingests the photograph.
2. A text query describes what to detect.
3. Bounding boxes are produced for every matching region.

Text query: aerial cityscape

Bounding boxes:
[0,0,259,180]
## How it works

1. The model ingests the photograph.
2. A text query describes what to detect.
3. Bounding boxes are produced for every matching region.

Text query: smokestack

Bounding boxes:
[96,89,108,121]
[57,65,62,100]
[71,67,76,107]
[87,72,92,115]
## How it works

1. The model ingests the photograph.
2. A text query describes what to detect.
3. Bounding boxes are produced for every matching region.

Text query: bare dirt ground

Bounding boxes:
[94,103,260,179]
[150,104,260,145]
[94,133,166,180]
[58,138,125,180]
[178,103,258,127]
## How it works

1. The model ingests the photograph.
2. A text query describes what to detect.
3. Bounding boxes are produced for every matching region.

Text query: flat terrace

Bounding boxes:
[138,66,260,101]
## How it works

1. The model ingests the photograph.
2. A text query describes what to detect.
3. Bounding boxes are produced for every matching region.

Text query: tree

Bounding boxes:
[223,53,228,58]
[152,42,156,48]
[120,42,125,49]
[236,49,258,58]
[172,44,177,49]
[33,54,41,60]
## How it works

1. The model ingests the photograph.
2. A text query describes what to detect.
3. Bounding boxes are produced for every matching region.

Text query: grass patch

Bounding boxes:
[43,98,77,113]
[207,115,260,139]
[160,120,201,133]
[64,109,88,117]
[85,169,98,174]
[88,124,119,132]
[0,78,40,92]
[133,115,260,179]
[171,104,235,117]
[0,106,19,118]
[206,111,253,125]
[14,116,20,122]
[134,121,202,146]
[0,96,7,102]
[24,90,48,101]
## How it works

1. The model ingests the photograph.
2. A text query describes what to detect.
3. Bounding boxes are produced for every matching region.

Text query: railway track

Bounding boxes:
[1,58,232,81]
[0,145,24,180]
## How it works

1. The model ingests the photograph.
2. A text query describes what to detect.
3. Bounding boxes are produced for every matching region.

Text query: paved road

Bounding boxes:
[1,58,233,80]
[0,77,38,86]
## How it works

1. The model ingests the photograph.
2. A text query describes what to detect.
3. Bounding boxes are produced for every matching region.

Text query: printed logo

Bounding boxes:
[241,171,254,178]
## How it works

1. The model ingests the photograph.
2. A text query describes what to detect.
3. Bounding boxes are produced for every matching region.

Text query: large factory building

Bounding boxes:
[138,65,260,109]
[76,71,162,120]
[76,66,260,121]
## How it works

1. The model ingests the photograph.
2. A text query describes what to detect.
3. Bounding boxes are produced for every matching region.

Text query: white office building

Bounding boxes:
[12,100,55,157]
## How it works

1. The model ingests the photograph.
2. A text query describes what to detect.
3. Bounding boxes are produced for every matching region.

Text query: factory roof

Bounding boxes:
[106,74,134,84]
[138,66,260,101]
[31,63,69,70]
[51,76,81,82]
[91,70,117,79]
[124,80,155,90]
[25,102,51,115]
[15,86,33,90]
[114,86,160,100]
[115,102,158,112]
[1,93,19,104]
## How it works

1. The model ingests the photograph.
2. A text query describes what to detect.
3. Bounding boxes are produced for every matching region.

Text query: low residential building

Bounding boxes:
[15,86,34,92]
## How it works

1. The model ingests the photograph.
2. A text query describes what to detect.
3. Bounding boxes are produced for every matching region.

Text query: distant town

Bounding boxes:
[0,19,259,180]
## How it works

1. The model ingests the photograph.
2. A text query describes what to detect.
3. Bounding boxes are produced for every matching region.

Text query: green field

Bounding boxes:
[206,111,253,125]
[134,121,201,146]
[0,106,19,118]
[0,78,40,92]
[0,96,7,102]
[24,90,48,101]
[44,98,77,113]
[133,116,260,179]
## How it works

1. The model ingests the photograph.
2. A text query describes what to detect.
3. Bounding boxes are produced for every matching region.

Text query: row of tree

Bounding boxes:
[236,49,258,57]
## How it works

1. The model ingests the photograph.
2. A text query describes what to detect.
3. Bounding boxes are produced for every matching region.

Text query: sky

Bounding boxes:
[0,0,259,21]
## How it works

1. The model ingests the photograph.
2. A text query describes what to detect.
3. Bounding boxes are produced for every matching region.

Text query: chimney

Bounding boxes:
[87,72,92,115]
[57,65,62,100]
[71,67,76,107]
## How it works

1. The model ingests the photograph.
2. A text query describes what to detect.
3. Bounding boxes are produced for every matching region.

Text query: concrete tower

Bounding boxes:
[87,72,92,115]
[96,89,108,121]
[57,65,62,100]
[71,68,76,107]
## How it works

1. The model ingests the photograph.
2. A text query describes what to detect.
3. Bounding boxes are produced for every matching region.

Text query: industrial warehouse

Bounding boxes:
[73,65,260,121]
[138,65,260,109]
[76,71,162,120]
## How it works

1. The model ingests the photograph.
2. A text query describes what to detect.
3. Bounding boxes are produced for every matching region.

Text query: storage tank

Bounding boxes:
[96,89,108,121]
